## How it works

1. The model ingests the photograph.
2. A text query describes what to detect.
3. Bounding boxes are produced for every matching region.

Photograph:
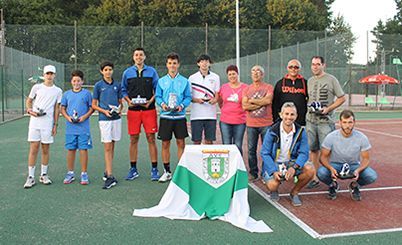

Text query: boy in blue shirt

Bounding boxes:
[61,70,94,185]
[155,52,192,182]
[92,61,123,189]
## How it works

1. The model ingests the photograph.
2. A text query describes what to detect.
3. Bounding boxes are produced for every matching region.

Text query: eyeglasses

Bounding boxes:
[288,66,300,70]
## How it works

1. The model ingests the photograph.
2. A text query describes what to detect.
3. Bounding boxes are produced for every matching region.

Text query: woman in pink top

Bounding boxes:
[218,65,248,155]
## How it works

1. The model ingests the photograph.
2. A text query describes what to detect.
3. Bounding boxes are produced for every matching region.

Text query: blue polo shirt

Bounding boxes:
[93,79,122,121]
[61,89,92,135]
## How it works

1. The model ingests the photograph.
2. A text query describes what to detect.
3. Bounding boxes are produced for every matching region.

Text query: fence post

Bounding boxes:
[141,21,144,48]
[21,69,24,115]
[280,45,283,76]
[74,20,77,70]
[205,23,208,54]
[324,30,327,62]
[267,25,271,82]
[316,37,319,55]
[297,41,300,60]
[1,66,4,122]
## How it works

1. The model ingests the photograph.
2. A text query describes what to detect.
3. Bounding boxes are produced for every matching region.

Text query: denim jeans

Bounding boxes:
[219,121,246,155]
[317,162,378,186]
[247,126,269,177]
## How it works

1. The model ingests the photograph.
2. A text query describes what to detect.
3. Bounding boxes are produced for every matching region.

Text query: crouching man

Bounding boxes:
[261,102,314,206]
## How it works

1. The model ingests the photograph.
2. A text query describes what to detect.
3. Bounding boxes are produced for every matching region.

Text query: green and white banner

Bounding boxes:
[133,145,271,233]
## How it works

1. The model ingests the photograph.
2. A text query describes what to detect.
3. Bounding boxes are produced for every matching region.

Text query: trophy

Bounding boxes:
[71,110,80,123]
[338,163,356,179]
[108,105,120,119]
[167,93,178,111]
[36,107,47,117]
[131,95,147,105]
[202,93,211,103]
[278,163,287,181]
[308,101,323,115]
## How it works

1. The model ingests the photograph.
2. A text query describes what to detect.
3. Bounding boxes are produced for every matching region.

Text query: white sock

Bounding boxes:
[41,164,48,176]
[28,166,35,177]
[68,170,74,175]
[81,172,87,175]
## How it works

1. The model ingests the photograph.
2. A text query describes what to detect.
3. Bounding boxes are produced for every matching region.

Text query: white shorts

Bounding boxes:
[99,119,122,143]
[27,128,54,144]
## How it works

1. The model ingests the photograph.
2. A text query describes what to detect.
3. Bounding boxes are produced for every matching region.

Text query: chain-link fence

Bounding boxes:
[1,24,401,122]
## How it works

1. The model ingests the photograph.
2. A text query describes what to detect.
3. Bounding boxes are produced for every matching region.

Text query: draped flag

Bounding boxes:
[133,145,272,233]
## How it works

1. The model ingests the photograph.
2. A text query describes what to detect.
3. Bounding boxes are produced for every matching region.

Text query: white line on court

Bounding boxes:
[250,183,402,239]
[278,185,402,197]
[249,183,321,239]
[355,127,402,139]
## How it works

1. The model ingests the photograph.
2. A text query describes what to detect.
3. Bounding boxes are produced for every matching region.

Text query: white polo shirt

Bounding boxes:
[28,83,62,130]
[189,71,220,120]
[276,122,295,163]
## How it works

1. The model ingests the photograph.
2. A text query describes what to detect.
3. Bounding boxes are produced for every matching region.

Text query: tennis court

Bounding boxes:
[1,112,402,244]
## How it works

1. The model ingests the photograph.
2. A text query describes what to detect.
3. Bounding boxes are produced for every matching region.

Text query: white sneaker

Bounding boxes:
[24,176,36,188]
[39,174,52,185]
[158,171,172,182]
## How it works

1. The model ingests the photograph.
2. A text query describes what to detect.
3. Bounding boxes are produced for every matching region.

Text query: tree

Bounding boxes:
[371,0,401,64]
[326,14,356,65]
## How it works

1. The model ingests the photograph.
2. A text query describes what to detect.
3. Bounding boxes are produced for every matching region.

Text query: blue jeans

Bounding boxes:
[317,162,378,186]
[219,122,246,155]
[247,126,269,177]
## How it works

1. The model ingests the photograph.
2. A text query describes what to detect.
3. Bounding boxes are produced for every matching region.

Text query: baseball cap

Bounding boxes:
[43,65,56,74]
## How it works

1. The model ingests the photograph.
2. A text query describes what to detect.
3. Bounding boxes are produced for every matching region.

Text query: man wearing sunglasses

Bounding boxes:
[272,59,308,126]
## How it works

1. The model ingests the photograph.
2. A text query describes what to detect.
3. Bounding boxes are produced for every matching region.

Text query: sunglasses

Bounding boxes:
[288,65,300,70]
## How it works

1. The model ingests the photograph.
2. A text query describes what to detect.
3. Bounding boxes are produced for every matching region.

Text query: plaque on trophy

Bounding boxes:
[308,101,323,115]
[278,163,287,181]
[109,105,120,119]
[202,93,211,102]
[338,163,356,179]
[71,110,80,123]
[167,93,178,111]
[36,107,47,117]
[131,95,147,105]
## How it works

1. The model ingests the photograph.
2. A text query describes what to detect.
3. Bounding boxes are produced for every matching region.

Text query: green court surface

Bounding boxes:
[0,113,401,244]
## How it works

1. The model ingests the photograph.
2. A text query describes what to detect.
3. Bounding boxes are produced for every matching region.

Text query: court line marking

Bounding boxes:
[250,183,402,239]
[279,185,402,197]
[355,127,402,139]
[319,227,402,239]
[249,183,321,239]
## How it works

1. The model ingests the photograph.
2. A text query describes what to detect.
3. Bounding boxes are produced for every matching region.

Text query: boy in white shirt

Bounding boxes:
[24,65,62,188]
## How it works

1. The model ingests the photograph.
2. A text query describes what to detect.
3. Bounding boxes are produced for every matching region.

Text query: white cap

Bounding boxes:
[43,65,56,74]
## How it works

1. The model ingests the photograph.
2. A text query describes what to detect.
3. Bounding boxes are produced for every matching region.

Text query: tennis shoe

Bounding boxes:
[125,167,139,180]
[63,172,75,184]
[80,173,89,185]
[151,167,160,181]
[24,176,36,188]
[158,171,172,182]
[39,174,52,185]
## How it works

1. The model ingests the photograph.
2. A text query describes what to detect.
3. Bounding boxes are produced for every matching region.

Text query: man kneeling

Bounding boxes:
[261,102,314,206]
[318,109,377,201]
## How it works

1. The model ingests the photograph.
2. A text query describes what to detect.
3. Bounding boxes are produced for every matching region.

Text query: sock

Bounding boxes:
[41,164,48,176]
[68,170,74,175]
[163,163,170,173]
[130,161,137,168]
[152,162,157,168]
[28,166,35,177]
[81,172,87,175]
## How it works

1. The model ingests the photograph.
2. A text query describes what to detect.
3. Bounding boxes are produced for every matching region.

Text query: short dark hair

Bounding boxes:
[197,54,212,63]
[339,109,355,121]
[133,47,145,54]
[100,61,114,71]
[71,70,84,80]
[226,65,238,74]
[312,56,325,64]
[166,52,180,63]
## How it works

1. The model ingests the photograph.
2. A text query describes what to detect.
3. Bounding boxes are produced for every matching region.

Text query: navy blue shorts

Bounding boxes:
[190,119,216,142]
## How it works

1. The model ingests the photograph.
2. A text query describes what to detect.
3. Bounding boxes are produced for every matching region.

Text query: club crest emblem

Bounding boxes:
[202,150,229,184]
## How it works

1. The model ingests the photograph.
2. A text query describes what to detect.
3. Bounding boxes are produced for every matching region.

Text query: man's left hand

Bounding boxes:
[353,170,360,181]
[321,107,330,115]
[285,167,295,181]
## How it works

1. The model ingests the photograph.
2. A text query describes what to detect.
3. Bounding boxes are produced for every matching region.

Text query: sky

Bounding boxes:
[331,0,398,64]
